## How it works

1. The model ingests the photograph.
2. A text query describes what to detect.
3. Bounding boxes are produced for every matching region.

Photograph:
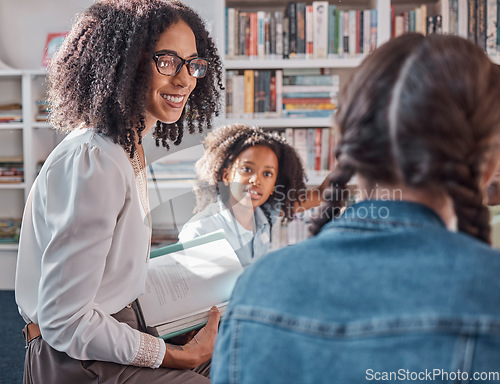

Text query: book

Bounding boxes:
[137,230,244,339]
[313,1,329,58]
[458,0,469,37]
[468,0,477,42]
[477,0,487,49]
[287,2,298,57]
[306,5,314,57]
[328,5,337,56]
[486,0,497,54]
[296,3,306,56]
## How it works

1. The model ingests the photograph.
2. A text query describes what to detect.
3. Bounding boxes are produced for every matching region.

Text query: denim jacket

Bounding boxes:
[212,200,500,384]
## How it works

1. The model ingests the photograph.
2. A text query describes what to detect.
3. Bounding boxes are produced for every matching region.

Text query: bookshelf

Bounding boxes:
[221,0,393,182]
[1,0,500,287]
[0,69,67,288]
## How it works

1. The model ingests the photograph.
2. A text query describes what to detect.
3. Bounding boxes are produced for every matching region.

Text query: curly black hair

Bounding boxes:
[194,124,308,226]
[47,0,224,157]
[310,33,500,244]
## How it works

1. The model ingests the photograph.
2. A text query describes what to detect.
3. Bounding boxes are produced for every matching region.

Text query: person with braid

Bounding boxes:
[211,34,500,383]
[15,1,225,383]
[179,124,322,267]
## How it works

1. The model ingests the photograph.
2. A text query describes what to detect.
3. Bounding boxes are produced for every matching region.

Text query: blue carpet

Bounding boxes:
[0,290,25,384]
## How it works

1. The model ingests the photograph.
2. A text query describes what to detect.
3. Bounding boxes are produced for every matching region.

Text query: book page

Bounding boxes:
[139,235,243,327]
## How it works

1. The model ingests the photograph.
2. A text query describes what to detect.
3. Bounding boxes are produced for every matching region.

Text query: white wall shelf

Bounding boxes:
[32,122,52,129]
[223,117,333,128]
[0,183,26,190]
[0,243,18,251]
[0,123,23,130]
[225,57,363,69]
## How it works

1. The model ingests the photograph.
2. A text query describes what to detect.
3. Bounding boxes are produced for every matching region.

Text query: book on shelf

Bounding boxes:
[306,5,314,57]
[227,69,283,119]
[136,230,244,339]
[286,127,332,172]
[0,103,22,123]
[225,1,379,60]
[0,218,21,243]
[486,0,497,54]
[0,156,23,183]
[35,100,50,122]
[269,209,316,251]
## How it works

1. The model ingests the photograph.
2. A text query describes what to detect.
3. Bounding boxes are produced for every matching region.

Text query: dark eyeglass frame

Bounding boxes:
[152,50,208,79]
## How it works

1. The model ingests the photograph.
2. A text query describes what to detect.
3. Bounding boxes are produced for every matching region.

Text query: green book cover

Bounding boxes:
[150,230,226,259]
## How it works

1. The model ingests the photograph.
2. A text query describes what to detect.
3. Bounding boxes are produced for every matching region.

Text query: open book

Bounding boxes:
[137,230,243,339]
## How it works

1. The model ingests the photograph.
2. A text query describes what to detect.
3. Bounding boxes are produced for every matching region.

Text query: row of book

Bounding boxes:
[0,218,21,243]
[225,2,378,59]
[392,0,500,53]
[35,100,50,122]
[226,69,339,119]
[392,5,442,37]
[269,208,316,251]
[269,127,335,173]
[0,157,24,183]
[461,0,499,53]
[0,103,22,123]
[0,100,50,123]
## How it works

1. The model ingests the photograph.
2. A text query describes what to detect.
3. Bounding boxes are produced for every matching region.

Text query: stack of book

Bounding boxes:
[0,218,21,244]
[35,100,50,122]
[0,103,22,123]
[225,69,339,119]
[281,70,339,119]
[0,157,24,183]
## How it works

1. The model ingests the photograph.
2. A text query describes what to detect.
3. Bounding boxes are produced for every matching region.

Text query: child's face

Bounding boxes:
[223,145,279,211]
[144,20,198,132]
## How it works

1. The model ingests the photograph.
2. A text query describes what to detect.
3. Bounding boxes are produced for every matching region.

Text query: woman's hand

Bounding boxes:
[161,306,221,369]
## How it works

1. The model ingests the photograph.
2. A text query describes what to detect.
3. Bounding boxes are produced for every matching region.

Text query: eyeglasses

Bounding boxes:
[153,50,208,78]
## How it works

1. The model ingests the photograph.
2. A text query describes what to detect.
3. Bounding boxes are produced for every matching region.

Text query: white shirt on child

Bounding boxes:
[178,198,279,267]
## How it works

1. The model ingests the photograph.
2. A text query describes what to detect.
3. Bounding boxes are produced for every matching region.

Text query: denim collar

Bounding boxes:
[321,200,446,233]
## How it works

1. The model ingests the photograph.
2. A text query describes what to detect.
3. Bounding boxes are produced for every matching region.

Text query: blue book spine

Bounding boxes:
[328,5,337,54]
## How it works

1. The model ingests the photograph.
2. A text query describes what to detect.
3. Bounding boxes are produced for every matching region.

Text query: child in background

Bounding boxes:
[179,124,321,267]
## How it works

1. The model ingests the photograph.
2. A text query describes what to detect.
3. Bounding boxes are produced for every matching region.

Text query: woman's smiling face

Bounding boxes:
[144,20,198,131]
[223,145,279,210]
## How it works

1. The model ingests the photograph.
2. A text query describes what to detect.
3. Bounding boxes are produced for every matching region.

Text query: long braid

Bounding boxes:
[388,34,500,244]
[441,162,491,241]
[310,160,354,235]
[312,34,500,243]
[310,34,417,234]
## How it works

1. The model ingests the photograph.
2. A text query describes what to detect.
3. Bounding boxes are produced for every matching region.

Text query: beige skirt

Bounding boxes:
[22,304,211,384]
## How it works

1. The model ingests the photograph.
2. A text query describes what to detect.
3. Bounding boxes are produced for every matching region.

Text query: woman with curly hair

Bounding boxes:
[15,1,223,383]
[179,124,323,267]
[212,34,500,382]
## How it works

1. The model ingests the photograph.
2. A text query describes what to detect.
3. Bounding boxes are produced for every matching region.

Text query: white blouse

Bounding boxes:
[15,129,165,368]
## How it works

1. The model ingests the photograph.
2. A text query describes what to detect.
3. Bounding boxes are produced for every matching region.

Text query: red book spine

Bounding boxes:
[249,13,258,57]
[315,128,322,171]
